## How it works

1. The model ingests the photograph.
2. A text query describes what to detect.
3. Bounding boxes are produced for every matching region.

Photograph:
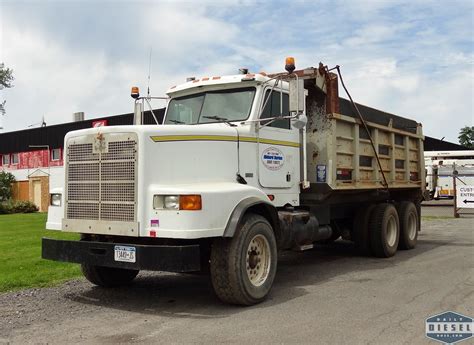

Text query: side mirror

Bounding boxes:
[292,114,307,129]
[289,79,304,113]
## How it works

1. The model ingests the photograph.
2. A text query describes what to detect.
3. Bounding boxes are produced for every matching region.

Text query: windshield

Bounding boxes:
[164,87,255,125]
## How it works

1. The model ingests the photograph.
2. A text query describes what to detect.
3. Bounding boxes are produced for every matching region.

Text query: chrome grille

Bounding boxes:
[68,183,99,201]
[101,183,135,202]
[68,163,99,181]
[101,161,135,180]
[66,136,137,222]
[67,203,99,220]
[101,204,135,221]
[68,143,99,162]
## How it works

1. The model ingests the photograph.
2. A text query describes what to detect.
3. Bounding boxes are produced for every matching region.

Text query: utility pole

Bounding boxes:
[453,170,459,218]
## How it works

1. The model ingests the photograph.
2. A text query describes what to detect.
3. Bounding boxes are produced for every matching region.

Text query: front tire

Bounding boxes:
[81,264,139,287]
[369,203,400,258]
[210,214,277,305]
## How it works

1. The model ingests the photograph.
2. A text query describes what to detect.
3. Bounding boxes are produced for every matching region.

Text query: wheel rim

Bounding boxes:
[246,234,271,287]
[386,216,398,247]
[407,212,417,240]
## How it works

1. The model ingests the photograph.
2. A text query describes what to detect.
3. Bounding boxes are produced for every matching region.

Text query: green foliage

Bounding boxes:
[458,126,474,149]
[0,63,14,89]
[0,213,81,292]
[13,200,39,213]
[0,62,14,115]
[0,202,12,214]
[0,200,39,214]
[0,171,16,201]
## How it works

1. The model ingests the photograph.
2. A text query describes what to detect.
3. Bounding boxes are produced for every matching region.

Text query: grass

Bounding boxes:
[0,212,81,293]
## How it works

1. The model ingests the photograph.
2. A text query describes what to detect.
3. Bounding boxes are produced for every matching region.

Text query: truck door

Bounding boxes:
[257,89,300,188]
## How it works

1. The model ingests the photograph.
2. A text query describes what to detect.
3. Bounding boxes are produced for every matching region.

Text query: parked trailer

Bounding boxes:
[43,59,426,305]
[424,150,474,199]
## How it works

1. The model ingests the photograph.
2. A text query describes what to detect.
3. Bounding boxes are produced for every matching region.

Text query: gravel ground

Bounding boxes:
[1,216,473,344]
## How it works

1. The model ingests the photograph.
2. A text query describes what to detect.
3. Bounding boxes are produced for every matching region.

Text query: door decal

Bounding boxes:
[261,147,285,171]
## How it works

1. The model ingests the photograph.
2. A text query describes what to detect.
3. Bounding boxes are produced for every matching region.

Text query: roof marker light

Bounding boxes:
[241,73,255,81]
[285,57,295,73]
[131,86,139,99]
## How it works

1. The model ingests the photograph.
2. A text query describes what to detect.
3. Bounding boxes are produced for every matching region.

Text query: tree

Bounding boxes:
[458,126,474,149]
[0,171,16,201]
[0,63,14,115]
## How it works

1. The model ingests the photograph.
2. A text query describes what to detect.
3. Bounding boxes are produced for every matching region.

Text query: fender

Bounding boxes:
[223,196,280,238]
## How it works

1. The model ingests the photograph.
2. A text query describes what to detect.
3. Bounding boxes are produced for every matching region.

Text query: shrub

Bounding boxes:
[12,200,39,213]
[0,200,38,214]
[0,202,13,214]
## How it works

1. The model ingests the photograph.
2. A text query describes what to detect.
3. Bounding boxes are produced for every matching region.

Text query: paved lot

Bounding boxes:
[422,199,474,218]
[1,215,473,344]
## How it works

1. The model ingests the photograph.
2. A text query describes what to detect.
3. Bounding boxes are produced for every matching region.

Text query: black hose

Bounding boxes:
[334,65,390,189]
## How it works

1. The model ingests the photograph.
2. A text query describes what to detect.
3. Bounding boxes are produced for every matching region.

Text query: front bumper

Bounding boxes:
[42,238,201,272]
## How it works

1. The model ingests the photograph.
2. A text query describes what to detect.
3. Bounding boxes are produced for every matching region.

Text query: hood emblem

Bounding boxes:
[93,132,108,153]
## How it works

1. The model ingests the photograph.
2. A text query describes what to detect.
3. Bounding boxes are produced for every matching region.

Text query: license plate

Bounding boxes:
[114,245,136,263]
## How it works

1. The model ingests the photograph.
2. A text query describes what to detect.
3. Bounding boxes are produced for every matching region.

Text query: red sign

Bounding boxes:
[92,120,108,127]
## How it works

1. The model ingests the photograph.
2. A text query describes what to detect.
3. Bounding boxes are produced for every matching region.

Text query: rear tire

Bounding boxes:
[210,214,277,305]
[369,203,400,258]
[353,204,376,256]
[397,201,419,250]
[81,264,139,287]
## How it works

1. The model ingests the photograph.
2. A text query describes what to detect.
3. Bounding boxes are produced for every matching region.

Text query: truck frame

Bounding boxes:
[43,59,426,305]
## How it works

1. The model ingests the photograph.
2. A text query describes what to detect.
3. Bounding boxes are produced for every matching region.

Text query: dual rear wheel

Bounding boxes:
[353,201,419,258]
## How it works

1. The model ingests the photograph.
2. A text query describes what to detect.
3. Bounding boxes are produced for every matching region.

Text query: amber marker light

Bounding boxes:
[285,56,295,73]
[179,195,202,210]
[131,86,140,99]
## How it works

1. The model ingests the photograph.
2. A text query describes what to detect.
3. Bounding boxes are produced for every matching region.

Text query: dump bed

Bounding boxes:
[298,69,425,198]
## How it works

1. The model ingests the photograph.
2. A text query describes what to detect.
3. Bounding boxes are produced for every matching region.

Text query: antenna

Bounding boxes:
[147,47,152,98]
[27,114,47,128]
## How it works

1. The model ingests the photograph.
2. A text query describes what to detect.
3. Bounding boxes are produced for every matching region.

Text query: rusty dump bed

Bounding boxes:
[285,66,425,200]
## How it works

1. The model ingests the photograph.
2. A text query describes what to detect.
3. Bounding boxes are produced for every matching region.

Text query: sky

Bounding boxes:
[0,0,473,143]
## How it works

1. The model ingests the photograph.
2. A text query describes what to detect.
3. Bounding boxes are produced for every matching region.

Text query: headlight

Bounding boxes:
[164,195,179,209]
[153,194,202,210]
[50,193,62,206]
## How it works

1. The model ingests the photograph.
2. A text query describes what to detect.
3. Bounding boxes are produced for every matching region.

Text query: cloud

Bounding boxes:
[0,0,472,143]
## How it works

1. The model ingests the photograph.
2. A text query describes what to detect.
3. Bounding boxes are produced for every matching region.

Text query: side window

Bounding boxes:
[1,155,9,165]
[11,153,19,165]
[260,90,290,129]
[51,148,61,161]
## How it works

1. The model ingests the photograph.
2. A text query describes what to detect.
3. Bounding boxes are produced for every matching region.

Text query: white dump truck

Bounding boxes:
[43,59,426,305]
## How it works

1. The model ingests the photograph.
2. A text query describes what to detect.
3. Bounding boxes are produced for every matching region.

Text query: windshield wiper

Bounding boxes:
[168,119,185,124]
[202,115,237,127]
[202,115,229,121]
